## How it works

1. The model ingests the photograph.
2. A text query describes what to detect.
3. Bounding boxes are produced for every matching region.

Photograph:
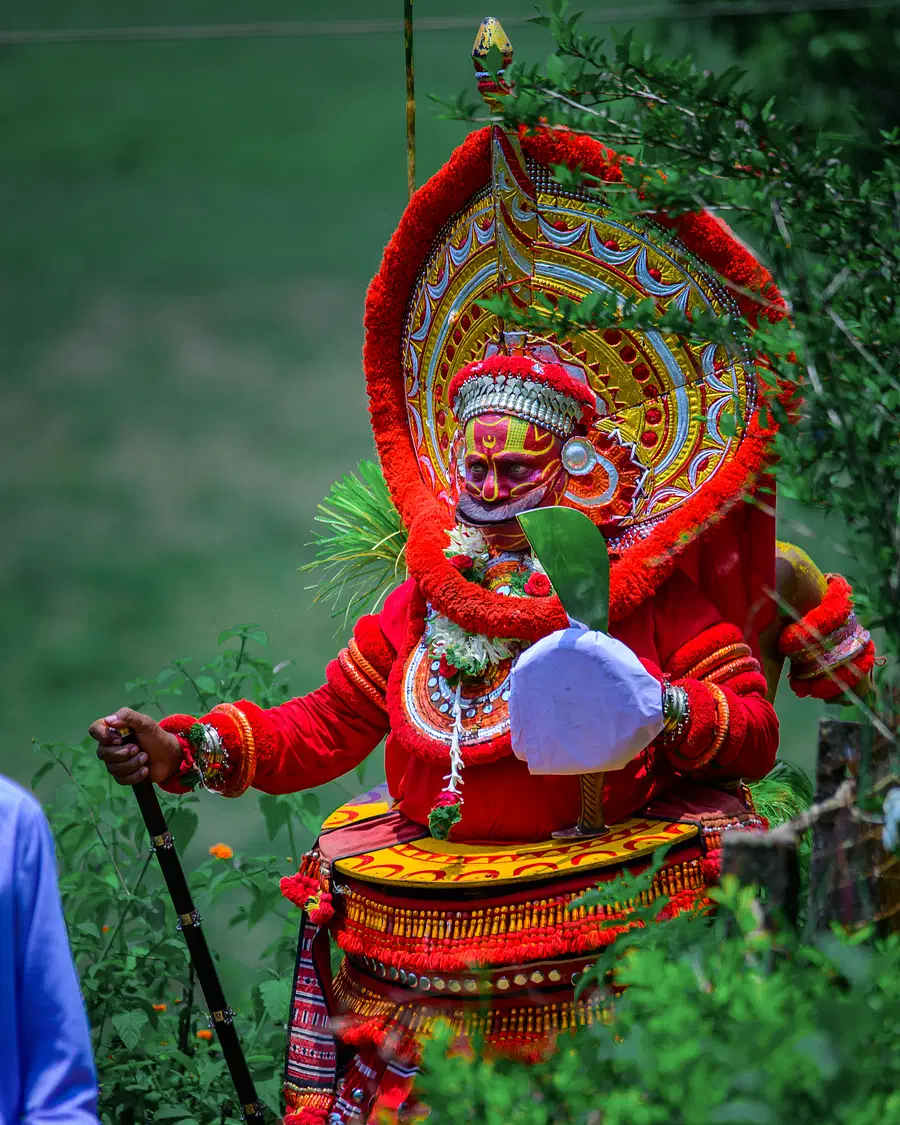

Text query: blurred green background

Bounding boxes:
[2,0,885,873]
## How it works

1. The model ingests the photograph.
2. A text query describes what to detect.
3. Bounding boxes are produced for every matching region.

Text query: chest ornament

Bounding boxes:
[391,527,554,837]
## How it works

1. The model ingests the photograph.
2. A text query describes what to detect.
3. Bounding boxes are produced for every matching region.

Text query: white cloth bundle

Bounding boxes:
[509,626,665,775]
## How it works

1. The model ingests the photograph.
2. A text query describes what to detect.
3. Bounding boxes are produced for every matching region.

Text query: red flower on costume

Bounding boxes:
[525,573,552,597]
[449,554,474,572]
[438,655,459,679]
[428,787,463,840]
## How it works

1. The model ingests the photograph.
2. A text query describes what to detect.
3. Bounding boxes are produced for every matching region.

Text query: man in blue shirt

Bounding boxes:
[0,775,98,1124]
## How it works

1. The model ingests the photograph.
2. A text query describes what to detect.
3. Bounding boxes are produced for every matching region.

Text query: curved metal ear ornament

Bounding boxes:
[561,436,598,477]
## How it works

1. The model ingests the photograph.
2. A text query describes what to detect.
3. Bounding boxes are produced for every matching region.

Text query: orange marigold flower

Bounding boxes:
[152,1003,167,1012]
[208,843,233,860]
[101,925,110,933]
[196,1029,214,1041]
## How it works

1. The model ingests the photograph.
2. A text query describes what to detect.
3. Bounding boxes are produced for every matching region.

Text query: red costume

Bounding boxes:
[164,570,778,838]
[153,20,873,1123]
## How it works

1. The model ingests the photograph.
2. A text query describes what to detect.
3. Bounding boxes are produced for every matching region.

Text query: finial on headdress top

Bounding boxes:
[472,17,514,112]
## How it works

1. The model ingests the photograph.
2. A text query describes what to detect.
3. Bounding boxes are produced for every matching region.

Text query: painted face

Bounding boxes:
[456,413,567,550]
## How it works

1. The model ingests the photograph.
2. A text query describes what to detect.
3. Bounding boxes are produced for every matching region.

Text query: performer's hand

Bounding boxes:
[88,707,182,785]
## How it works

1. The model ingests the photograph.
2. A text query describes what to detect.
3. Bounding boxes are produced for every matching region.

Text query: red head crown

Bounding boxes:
[448,354,598,439]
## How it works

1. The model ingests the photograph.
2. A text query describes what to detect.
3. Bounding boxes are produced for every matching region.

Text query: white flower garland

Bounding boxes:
[445,523,489,558]
[428,613,521,677]
[428,523,547,677]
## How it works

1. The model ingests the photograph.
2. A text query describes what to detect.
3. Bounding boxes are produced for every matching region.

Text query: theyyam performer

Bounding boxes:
[90,18,875,1124]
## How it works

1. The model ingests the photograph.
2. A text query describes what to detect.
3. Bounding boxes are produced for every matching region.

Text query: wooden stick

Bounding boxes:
[133,780,267,1123]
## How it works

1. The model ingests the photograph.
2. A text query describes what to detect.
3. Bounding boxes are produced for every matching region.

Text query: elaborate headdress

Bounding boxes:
[364,18,782,641]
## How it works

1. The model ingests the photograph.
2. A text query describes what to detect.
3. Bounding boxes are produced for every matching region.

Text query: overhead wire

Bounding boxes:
[1,0,898,47]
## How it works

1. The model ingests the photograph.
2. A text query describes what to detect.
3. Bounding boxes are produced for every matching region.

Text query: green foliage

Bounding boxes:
[35,625,324,1124]
[676,0,900,150]
[417,873,900,1124]
[749,758,815,829]
[300,459,408,625]
[428,800,462,840]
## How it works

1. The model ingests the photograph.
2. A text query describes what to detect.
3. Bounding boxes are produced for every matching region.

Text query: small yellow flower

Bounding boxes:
[196,1029,214,1042]
[208,843,233,860]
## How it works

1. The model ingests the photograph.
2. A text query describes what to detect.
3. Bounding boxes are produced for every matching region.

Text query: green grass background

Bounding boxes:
[2,1,847,879]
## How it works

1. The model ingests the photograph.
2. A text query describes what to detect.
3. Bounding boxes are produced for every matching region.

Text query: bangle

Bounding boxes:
[661,683,690,739]
[188,722,230,794]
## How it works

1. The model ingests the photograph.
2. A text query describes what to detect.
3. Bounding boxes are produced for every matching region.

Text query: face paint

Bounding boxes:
[457,413,567,550]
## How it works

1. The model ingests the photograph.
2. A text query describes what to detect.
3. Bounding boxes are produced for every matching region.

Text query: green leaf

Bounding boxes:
[256,1076,285,1115]
[31,759,57,789]
[429,801,462,840]
[258,976,291,1020]
[111,1008,150,1050]
[518,507,610,632]
[167,807,199,852]
[257,793,290,842]
[545,53,568,87]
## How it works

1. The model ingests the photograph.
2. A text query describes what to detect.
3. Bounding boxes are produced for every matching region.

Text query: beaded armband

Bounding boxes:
[335,641,388,712]
[779,574,874,700]
[209,703,257,797]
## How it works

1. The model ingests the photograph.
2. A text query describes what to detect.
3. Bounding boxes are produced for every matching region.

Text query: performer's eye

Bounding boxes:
[507,462,531,479]
[468,460,488,481]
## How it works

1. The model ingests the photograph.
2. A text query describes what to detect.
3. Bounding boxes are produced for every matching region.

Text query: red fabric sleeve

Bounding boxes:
[236,675,389,794]
[157,676,389,797]
[239,595,404,793]
[653,573,779,781]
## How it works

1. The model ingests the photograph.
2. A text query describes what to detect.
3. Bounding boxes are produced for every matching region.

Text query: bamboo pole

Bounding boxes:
[404,0,415,199]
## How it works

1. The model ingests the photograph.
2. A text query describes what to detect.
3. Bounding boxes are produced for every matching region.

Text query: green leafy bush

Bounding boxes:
[34,625,321,1125]
[41,640,900,1125]
[416,871,900,1125]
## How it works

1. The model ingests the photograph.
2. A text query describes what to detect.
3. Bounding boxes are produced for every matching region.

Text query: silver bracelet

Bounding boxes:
[662,684,690,740]
[193,723,230,794]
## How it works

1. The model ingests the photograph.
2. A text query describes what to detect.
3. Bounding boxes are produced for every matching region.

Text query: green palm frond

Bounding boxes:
[749,758,814,829]
[300,459,408,626]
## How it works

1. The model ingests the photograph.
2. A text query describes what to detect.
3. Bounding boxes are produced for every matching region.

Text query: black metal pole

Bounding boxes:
[133,779,267,1124]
